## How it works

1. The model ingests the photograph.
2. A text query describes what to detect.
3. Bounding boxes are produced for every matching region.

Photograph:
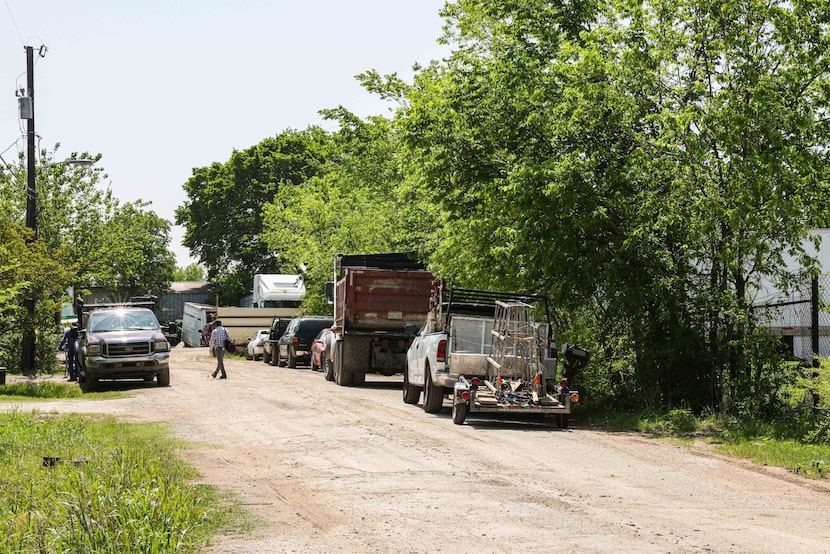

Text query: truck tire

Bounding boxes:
[81,373,98,393]
[157,370,170,387]
[452,400,467,425]
[352,371,365,386]
[422,366,444,413]
[402,370,420,404]
[323,358,335,381]
[287,350,297,368]
[263,350,271,364]
[334,342,352,386]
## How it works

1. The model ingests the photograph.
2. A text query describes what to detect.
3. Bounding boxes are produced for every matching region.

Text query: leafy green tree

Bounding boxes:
[392,0,830,412]
[175,128,330,303]
[260,108,437,311]
[173,264,205,281]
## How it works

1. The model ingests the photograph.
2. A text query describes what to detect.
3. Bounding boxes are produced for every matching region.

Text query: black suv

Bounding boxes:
[277,316,334,368]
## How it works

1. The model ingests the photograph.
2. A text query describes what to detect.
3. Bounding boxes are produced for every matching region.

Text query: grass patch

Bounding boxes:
[0,410,253,552]
[584,408,830,479]
[0,381,125,401]
[715,439,827,479]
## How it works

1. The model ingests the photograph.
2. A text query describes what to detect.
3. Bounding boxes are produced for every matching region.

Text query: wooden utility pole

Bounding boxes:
[21,45,37,375]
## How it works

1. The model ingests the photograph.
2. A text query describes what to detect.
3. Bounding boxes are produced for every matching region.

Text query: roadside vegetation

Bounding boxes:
[0,409,252,553]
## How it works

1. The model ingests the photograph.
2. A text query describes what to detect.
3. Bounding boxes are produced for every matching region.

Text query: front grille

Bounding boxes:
[104,342,151,357]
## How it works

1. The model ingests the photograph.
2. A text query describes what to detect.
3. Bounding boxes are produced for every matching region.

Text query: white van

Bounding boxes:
[181,302,217,347]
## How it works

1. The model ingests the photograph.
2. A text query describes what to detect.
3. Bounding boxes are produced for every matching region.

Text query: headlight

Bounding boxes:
[86,344,102,356]
[154,341,170,352]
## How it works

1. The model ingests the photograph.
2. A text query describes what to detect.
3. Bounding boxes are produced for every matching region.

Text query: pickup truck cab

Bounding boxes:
[76,305,171,392]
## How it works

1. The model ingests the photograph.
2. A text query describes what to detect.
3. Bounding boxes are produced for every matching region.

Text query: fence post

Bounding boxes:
[812,275,820,409]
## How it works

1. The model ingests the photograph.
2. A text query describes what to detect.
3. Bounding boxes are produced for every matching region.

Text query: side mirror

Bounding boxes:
[324,281,334,304]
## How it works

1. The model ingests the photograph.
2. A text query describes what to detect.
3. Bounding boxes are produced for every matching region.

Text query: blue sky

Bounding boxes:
[1,0,449,266]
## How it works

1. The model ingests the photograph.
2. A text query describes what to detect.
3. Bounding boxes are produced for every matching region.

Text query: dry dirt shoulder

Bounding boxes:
[3,346,830,553]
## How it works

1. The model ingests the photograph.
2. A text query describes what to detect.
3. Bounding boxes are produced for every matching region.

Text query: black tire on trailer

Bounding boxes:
[263,349,271,364]
[422,366,444,413]
[402,370,420,404]
[452,400,467,425]
[287,349,297,368]
[324,357,335,381]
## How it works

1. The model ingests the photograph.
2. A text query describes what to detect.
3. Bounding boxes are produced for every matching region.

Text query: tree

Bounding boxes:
[173,264,205,281]
[175,128,331,303]
[392,0,830,411]
[260,108,437,311]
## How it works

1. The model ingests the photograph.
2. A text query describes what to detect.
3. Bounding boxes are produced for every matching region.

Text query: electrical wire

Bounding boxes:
[3,0,25,45]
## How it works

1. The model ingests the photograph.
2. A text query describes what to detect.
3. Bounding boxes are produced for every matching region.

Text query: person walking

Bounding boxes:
[208,319,230,379]
[59,323,80,381]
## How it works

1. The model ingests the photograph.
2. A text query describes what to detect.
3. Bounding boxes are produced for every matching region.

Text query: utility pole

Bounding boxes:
[21,45,37,375]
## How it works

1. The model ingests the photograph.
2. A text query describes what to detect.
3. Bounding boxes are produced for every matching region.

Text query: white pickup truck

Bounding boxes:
[403,288,586,427]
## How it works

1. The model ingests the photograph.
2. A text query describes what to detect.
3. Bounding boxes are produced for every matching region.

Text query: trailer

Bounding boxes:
[450,296,589,427]
[327,253,435,386]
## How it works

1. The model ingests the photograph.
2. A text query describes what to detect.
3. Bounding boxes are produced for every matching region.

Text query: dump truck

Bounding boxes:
[404,287,588,427]
[326,253,435,386]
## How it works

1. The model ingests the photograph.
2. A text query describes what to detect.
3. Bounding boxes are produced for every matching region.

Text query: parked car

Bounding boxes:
[278,316,334,368]
[263,318,291,365]
[310,328,333,372]
[246,329,270,360]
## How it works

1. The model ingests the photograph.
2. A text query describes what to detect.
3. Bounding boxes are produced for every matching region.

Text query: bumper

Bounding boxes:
[84,353,170,377]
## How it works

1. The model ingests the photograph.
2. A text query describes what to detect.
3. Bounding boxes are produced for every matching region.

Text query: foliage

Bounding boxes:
[0,381,87,399]
[174,263,206,281]
[175,128,331,304]
[259,109,438,308]
[0,411,249,552]
[390,0,830,414]
[1,148,177,372]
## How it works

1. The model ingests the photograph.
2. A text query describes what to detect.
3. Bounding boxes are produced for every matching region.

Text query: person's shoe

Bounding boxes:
[219,374,227,379]
[68,377,78,382]
[211,371,218,378]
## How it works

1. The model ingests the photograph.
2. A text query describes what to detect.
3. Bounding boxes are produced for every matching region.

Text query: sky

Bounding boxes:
[0,0,449,267]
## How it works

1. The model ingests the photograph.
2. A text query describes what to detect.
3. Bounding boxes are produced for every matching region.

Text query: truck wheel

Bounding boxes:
[422,367,444,414]
[287,350,297,368]
[157,371,170,387]
[452,400,468,425]
[263,350,271,364]
[402,370,420,404]
[323,358,335,381]
[352,372,365,386]
[81,373,98,393]
[334,342,352,386]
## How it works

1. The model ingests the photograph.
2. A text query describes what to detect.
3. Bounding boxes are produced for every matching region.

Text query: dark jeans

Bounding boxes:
[66,348,77,379]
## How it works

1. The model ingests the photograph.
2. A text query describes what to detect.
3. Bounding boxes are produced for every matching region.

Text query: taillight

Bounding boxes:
[460,391,470,401]
[570,392,580,403]
[437,339,447,362]
[471,377,480,387]
[292,336,299,347]
[549,340,558,358]
[560,379,568,389]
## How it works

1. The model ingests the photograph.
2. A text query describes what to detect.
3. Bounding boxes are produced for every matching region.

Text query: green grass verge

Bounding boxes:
[0,381,126,401]
[0,410,254,553]
[585,409,830,479]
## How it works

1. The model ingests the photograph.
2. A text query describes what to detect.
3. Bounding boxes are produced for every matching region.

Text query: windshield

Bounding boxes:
[88,310,160,333]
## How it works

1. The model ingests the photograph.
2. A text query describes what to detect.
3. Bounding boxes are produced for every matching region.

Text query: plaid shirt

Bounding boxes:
[208,325,230,349]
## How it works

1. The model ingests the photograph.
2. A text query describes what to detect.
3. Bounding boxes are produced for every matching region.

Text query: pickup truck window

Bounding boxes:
[88,311,159,332]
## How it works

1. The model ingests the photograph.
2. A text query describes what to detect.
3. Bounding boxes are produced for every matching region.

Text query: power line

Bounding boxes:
[3,0,25,45]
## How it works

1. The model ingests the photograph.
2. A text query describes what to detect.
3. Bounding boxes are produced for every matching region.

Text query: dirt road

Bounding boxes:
[5,346,830,553]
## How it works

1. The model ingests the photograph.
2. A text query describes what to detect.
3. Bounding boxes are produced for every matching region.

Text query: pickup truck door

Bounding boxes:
[407,327,427,386]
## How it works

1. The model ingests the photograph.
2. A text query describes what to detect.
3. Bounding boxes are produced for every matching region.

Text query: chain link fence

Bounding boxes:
[755,274,830,361]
